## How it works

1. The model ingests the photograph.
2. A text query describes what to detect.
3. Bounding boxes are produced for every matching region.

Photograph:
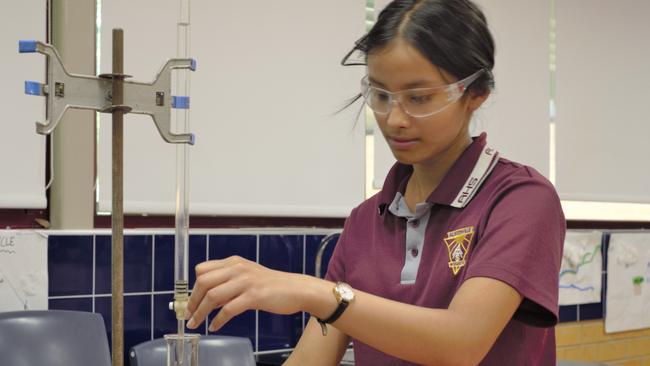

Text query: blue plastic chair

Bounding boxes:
[0,310,111,366]
[129,334,256,366]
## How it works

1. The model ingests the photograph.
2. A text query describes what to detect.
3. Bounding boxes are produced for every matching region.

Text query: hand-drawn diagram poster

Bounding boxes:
[606,232,650,333]
[559,231,603,305]
[0,230,48,311]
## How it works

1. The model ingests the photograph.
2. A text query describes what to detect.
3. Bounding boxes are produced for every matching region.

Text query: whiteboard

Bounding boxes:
[97,0,366,217]
[0,230,48,311]
[555,0,650,203]
[559,231,603,306]
[605,232,650,333]
[372,0,551,188]
[0,2,47,208]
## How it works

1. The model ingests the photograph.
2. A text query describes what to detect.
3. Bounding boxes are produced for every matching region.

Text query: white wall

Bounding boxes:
[0,2,47,209]
[98,0,366,217]
[555,0,650,203]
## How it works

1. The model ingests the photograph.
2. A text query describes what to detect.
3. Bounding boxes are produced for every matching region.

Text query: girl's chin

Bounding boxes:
[391,151,423,165]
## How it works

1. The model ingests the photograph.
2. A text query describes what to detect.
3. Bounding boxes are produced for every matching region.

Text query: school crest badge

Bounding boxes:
[444,226,474,275]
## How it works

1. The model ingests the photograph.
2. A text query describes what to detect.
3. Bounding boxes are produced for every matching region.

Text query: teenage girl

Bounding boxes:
[186,1,565,365]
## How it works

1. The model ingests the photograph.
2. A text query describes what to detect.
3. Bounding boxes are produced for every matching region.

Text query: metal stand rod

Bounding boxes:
[111,28,125,366]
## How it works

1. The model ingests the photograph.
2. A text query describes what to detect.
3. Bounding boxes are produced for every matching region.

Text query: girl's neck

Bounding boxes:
[404,135,472,211]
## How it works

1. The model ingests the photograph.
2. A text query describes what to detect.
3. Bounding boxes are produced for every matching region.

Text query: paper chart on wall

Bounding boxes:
[559,231,603,305]
[605,232,650,333]
[0,230,48,311]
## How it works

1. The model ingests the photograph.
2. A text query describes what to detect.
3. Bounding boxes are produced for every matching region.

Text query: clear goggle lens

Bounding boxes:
[361,69,484,118]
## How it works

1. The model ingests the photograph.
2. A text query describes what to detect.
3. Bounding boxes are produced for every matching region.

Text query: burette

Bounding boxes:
[172,0,192,341]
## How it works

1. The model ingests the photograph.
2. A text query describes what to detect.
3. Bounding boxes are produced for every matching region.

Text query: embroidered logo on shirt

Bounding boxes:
[444,226,475,275]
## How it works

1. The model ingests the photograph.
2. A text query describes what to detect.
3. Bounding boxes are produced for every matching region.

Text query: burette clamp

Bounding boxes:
[19,39,197,145]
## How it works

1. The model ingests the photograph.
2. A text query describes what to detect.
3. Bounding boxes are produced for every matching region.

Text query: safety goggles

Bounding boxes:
[360,69,484,118]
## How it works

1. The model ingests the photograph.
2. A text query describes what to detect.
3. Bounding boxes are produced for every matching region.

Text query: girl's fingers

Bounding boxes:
[187,256,247,315]
[194,255,243,277]
[208,294,250,332]
[187,265,232,315]
[187,271,245,329]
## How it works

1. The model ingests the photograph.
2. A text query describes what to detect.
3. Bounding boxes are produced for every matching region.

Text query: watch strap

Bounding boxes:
[316,300,349,336]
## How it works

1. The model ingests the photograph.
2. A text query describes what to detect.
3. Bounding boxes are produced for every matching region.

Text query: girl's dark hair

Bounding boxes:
[344,0,495,96]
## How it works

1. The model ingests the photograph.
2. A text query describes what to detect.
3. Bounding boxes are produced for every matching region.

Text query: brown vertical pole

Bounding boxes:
[111,28,125,366]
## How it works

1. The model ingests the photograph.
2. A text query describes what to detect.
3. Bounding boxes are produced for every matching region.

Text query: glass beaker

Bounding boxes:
[165,333,199,366]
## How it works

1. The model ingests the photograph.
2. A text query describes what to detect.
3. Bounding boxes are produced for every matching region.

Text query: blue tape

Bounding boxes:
[190,59,197,71]
[24,81,42,96]
[172,96,190,109]
[19,40,38,53]
[190,133,196,145]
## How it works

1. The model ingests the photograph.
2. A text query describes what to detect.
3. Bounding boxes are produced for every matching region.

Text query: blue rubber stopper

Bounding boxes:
[24,81,42,96]
[172,96,190,109]
[19,40,38,53]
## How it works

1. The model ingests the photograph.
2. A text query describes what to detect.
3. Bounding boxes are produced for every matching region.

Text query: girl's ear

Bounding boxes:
[467,91,490,112]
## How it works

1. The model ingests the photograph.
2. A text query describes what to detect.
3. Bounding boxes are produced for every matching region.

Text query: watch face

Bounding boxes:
[337,283,355,302]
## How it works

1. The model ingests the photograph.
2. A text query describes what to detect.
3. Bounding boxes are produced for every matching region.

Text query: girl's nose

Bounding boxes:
[385,100,410,128]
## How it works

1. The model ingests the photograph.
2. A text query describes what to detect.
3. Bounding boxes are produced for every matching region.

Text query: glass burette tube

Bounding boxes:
[172,0,192,364]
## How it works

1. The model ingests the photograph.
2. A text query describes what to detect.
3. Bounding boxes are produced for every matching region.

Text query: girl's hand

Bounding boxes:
[185,255,310,332]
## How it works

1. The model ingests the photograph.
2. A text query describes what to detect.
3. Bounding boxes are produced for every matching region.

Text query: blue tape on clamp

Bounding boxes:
[189,133,196,145]
[25,81,42,96]
[19,40,38,53]
[172,96,190,109]
[190,59,197,71]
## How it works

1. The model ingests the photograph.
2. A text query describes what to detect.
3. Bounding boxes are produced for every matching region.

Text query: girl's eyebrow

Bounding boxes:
[368,76,444,90]
[367,76,387,88]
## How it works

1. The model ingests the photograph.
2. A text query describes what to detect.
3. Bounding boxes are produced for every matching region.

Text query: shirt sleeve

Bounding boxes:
[464,174,566,327]
[324,209,358,283]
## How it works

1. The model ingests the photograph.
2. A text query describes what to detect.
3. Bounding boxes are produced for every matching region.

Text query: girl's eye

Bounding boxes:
[409,93,433,105]
[374,91,390,102]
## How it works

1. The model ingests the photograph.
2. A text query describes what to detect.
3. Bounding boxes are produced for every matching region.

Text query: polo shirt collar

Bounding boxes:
[378,132,500,214]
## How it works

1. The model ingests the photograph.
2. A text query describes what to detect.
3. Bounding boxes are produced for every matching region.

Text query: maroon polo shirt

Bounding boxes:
[325,133,566,366]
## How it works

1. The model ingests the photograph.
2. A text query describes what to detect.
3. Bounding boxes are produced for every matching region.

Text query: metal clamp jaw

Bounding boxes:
[20,40,196,145]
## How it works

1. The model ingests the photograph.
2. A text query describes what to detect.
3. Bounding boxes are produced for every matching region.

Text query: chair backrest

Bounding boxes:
[0,310,111,366]
[129,335,256,366]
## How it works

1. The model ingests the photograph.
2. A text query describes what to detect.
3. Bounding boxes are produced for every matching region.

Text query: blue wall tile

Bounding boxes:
[153,293,196,339]
[125,236,153,293]
[579,302,603,321]
[96,295,152,365]
[95,236,111,295]
[188,235,207,289]
[258,311,303,351]
[95,297,112,347]
[154,236,174,292]
[208,310,256,347]
[559,305,578,322]
[154,235,207,292]
[601,233,610,271]
[258,235,303,351]
[96,236,153,294]
[259,235,303,273]
[305,234,338,278]
[49,236,93,296]
[49,297,93,312]
[124,294,152,364]
[208,235,257,262]
[601,272,608,319]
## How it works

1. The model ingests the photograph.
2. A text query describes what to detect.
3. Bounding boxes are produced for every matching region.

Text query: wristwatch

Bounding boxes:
[316,282,355,336]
